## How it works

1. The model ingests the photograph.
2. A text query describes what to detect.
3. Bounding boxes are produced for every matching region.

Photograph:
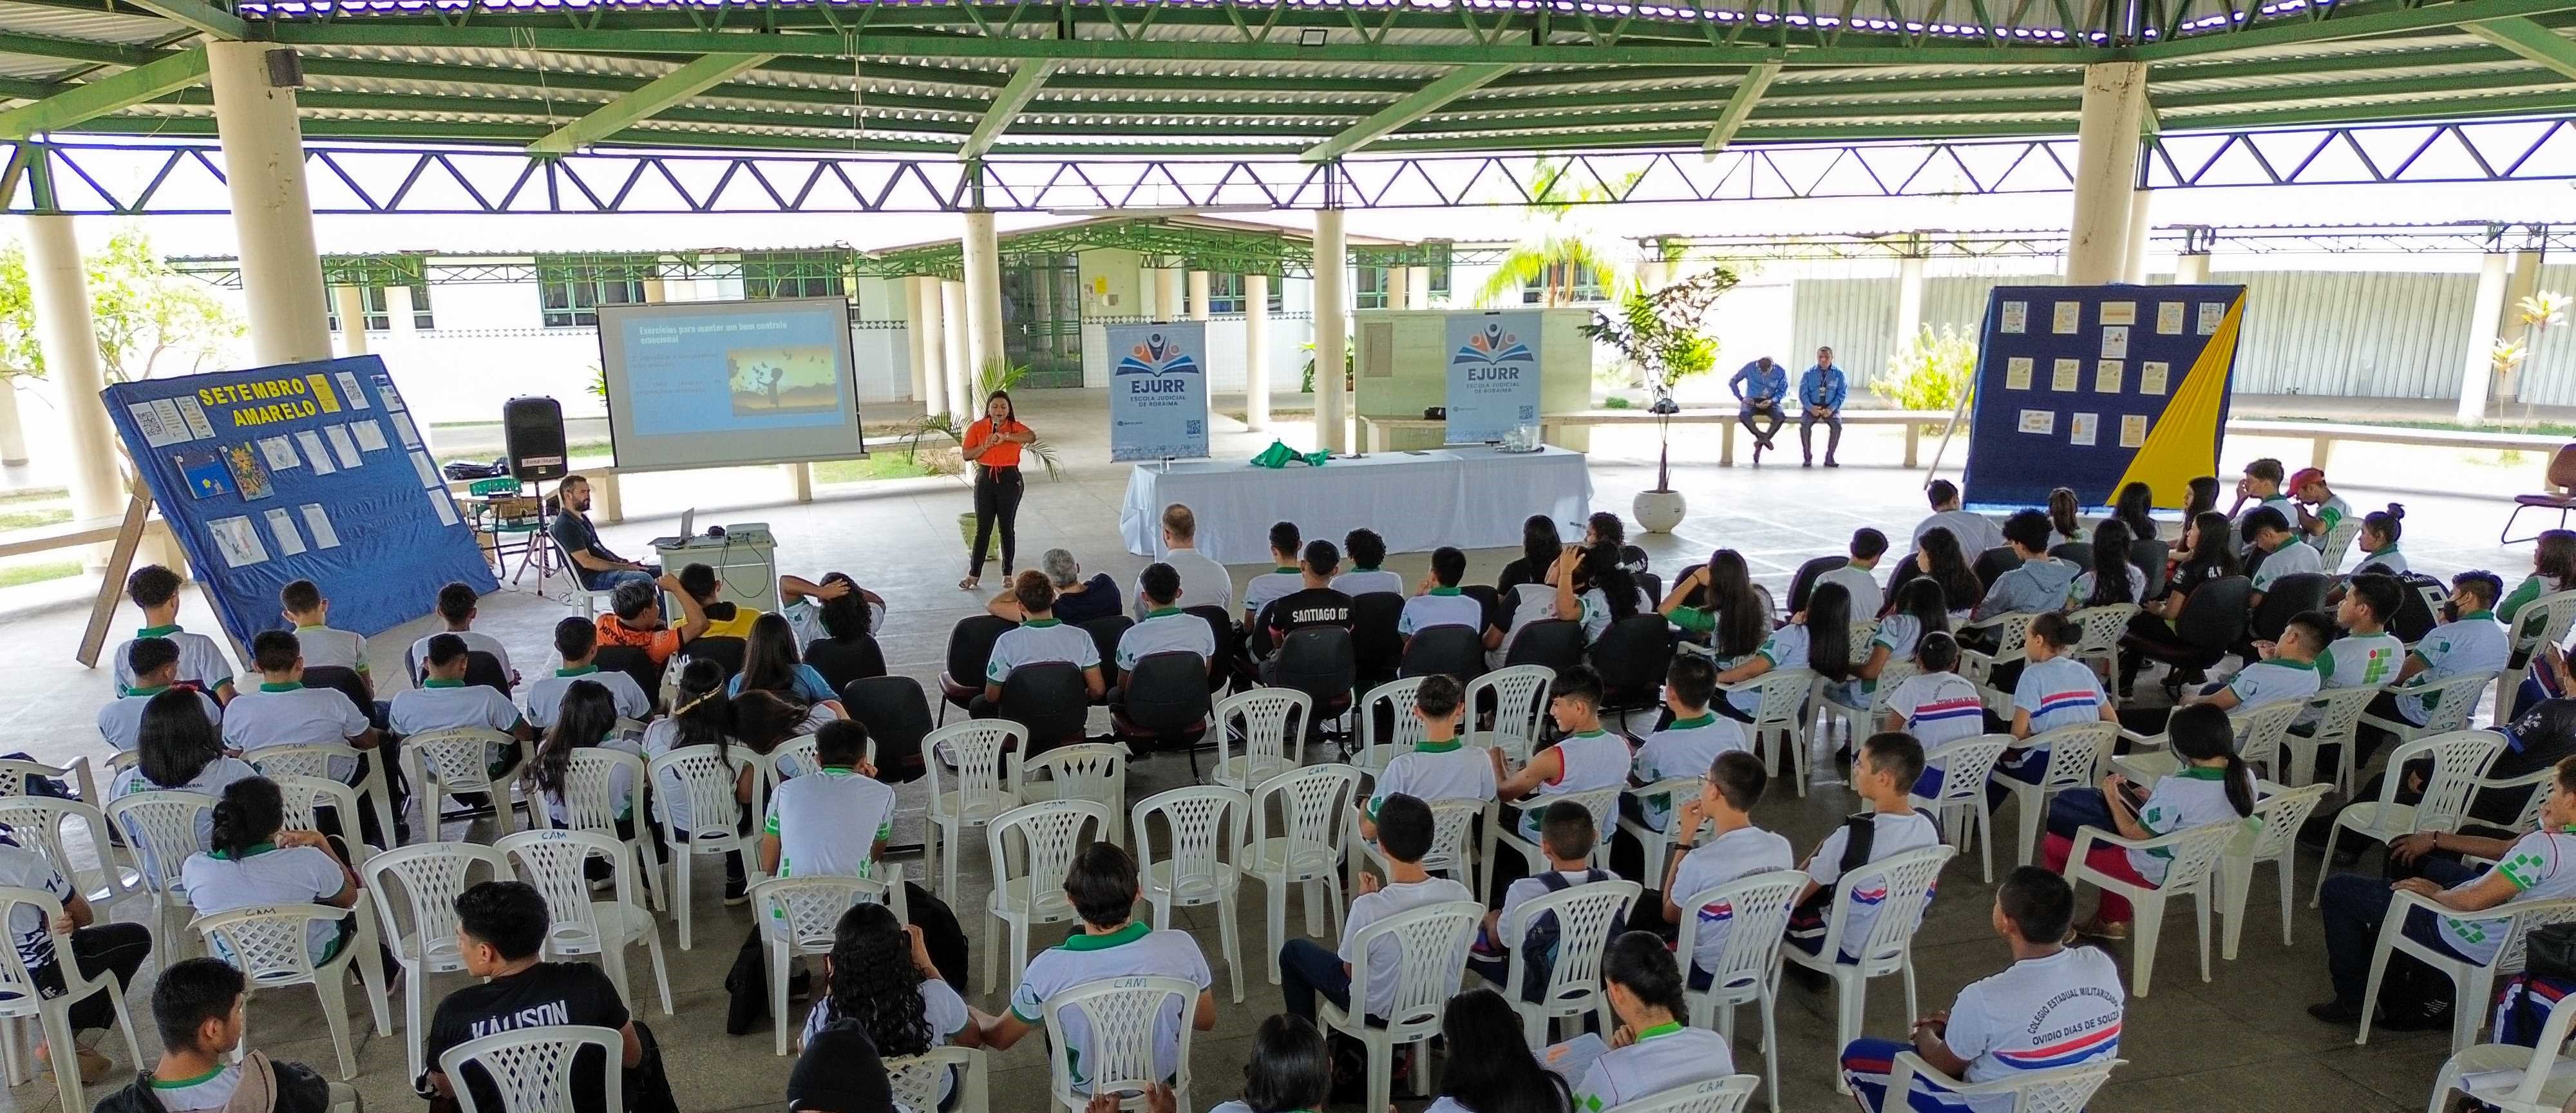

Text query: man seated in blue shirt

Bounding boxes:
[1728,356,1787,464]
[1799,346,1848,468]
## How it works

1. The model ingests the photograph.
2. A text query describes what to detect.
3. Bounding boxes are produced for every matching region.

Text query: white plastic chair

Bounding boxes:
[923,719,1027,900]
[1211,688,1311,794]
[983,799,1113,995]
[1466,665,1553,770]
[1350,678,1428,781]
[2063,817,2239,996]
[2475,766,2561,846]
[1493,879,1640,1045]
[1909,734,2012,883]
[366,841,512,1080]
[1490,785,1619,878]
[1616,776,1709,892]
[247,743,400,850]
[1781,843,1954,1093]
[1009,743,1130,846]
[404,726,526,839]
[0,886,146,1113]
[2360,893,2576,1052]
[1598,1075,1760,1113]
[2426,985,2576,1112]
[2227,698,2305,781]
[2221,782,2331,961]
[750,733,838,839]
[1997,721,2121,868]
[534,748,663,912]
[2359,669,2503,752]
[749,871,909,1056]
[2284,685,2382,793]
[1038,975,1202,1113]
[1353,795,1488,900]
[498,829,672,1016]
[2502,589,2576,711]
[2065,604,2141,680]
[1960,612,2040,712]
[1819,660,1918,752]
[885,1046,990,1113]
[2320,516,2365,569]
[272,775,368,847]
[2310,729,2507,908]
[645,743,753,950]
[1674,870,1809,1113]
[0,795,144,920]
[1882,1051,2121,1113]
[0,756,99,806]
[104,789,216,957]
[437,1023,623,1113]
[192,902,393,1080]
[542,528,622,618]
[1318,900,1482,1113]
[1133,786,1249,1004]
[1243,763,1360,984]
[1714,668,1818,795]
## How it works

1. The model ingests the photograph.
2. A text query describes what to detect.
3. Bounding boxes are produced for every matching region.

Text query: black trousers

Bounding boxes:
[969,466,1024,579]
[1738,406,1782,448]
[36,922,150,1031]
[1799,412,1842,461]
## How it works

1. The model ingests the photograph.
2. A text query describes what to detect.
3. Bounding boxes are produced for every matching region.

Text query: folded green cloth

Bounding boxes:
[1249,441,1331,468]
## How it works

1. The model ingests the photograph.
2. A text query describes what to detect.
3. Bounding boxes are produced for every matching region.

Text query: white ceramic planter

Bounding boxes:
[1634,489,1687,533]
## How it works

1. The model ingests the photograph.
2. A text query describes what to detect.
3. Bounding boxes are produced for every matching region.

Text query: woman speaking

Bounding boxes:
[960,390,1033,591]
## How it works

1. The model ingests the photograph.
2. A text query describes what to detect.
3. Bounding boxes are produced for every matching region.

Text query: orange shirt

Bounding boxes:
[965,417,1031,469]
[594,613,681,665]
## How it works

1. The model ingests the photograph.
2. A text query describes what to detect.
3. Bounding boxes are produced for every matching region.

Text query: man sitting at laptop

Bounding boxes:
[549,475,657,593]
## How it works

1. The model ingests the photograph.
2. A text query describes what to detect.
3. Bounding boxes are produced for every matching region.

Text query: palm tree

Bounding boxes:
[1472,158,1640,308]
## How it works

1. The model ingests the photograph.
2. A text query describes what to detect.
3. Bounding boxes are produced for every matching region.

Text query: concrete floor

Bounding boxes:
[0,389,2545,1113]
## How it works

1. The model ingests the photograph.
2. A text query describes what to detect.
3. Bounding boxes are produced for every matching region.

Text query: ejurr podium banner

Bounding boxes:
[1444,311,1544,443]
[1105,321,1211,462]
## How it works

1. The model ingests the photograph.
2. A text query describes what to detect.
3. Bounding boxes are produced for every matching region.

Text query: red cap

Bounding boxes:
[2289,467,2326,489]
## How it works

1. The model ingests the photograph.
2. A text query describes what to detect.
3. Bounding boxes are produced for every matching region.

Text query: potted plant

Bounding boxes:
[1579,267,1736,531]
[901,356,1062,558]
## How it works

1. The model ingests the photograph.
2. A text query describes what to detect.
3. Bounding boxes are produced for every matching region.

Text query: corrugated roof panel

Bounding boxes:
[0,2,191,45]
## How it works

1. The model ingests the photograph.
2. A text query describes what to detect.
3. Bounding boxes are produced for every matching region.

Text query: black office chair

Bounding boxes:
[2121,575,2253,696]
[2247,572,2332,646]
[842,676,932,785]
[936,614,1017,724]
[995,661,1091,757]
[1349,593,1405,688]
[1267,627,1357,742]
[2130,538,2172,600]
[1973,546,2025,591]
[1589,614,1676,728]
[589,645,663,710]
[1461,585,1504,633]
[1080,616,1134,701]
[1184,605,1239,695]
[457,651,511,694]
[298,665,377,727]
[685,636,747,682]
[2051,542,2094,569]
[1110,652,1214,765]
[1784,555,1848,615]
[1504,620,1587,675]
[804,635,887,694]
[1400,625,1487,683]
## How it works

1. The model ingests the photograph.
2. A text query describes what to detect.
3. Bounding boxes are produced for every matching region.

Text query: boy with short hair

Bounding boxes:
[1115,563,1217,692]
[1787,732,1940,962]
[279,580,368,692]
[1627,656,1748,834]
[390,634,531,743]
[2235,457,2295,522]
[1470,801,1613,996]
[1276,794,1474,1024]
[1819,528,1888,615]
[99,957,333,1113]
[1913,480,2005,556]
[1649,752,1796,986]
[2363,571,2511,768]
[1576,931,1739,1112]
[2244,506,2323,607]
[1332,529,1404,597]
[1971,511,2078,622]
[1241,522,1306,627]
[1494,667,1633,843]
[115,564,236,703]
[407,582,520,687]
[680,562,761,640]
[424,881,666,1113]
[1361,675,1496,842]
[2192,611,2326,713]
[981,843,1217,1090]
[2322,575,2409,692]
[523,618,652,728]
[221,631,379,780]
[2290,467,2351,546]
[759,721,895,879]
[1399,547,1488,645]
[592,574,706,668]
[100,637,222,752]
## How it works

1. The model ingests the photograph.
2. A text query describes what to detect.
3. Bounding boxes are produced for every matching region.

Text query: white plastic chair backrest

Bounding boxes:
[883,1048,976,1113]
[545,749,645,835]
[1596,1075,1759,1113]
[2503,771,2557,835]
[2239,783,2331,860]
[1039,976,1200,1101]
[645,744,750,842]
[2493,897,2576,975]
[751,873,904,957]
[753,735,828,823]
[2305,685,2381,744]
[1416,797,1486,876]
[1008,743,1127,813]
[0,885,70,1011]
[1674,870,1809,996]
[2511,590,2576,653]
[1530,786,1622,857]
[2032,721,2122,793]
[1866,660,1922,715]
[1743,667,1819,728]
[1467,665,1553,764]
[437,1023,625,1113]
[366,842,511,968]
[1359,678,1430,754]
[1830,844,1953,977]
[1933,1054,2121,1113]
[924,719,1023,805]
[1506,880,1641,1007]
[0,757,91,803]
[2474,993,2576,1111]
[1132,786,1247,903]
[1846,621,1879,665]
[0,796,120,896]
[2066,605,2140,656]
[1986,613,2038,661]
[1956,649,1994,690]
[1215,688,1311,777]
[987,800,1113,913]
[2321,517,2365,569]
[245,745,354,783]
[106,790,216,894]
[2229,699,2304,774]
[1924,736,2013,806]
[2414,671,2503,736]
[2394,730,2510,832]
[410,727,512,790]
[497,829,625,945]
[1249,764,1361,861]
[1341,899,1481,1038]
[2130,819,2239,892]
[194,903,346,985]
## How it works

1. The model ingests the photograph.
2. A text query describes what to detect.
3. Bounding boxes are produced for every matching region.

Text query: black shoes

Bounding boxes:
[2307,998,2364,1023]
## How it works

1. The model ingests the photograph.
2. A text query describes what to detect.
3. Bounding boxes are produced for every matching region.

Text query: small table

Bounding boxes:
[1117,446,1594,564]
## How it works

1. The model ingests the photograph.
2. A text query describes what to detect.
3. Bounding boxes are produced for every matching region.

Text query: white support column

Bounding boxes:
[0,378,26,465]
[915,276,949,415]
[209,41,331,365]
[1137,267,1160,319]
[384,285,417,340]
[1244,273,1271,432]
[1385,266,1409,314]
[2173,251,2211,285]
[2459,251,2514,424]
[24,216,121,529]
[1405,265,1430,310]
[1313,207,1350,453]
[902,276,927,405]
[961,211,1003,377]
[2065,61,2148,287]
[1156,268,1184,323]
[1894,256,1927,350]
[941,280,972,408]
[333,286,369,356]
[1186,271,1211,322]
[2123,189,2155,284]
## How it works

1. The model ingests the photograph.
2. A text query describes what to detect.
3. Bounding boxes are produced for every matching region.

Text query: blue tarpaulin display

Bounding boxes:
[102,356,498,648]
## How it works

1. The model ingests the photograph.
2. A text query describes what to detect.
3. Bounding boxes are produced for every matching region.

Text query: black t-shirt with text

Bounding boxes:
[1265,587,1355,642]
[425,962,630,1113]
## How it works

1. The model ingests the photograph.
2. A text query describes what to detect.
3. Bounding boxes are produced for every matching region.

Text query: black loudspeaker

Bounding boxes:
[502,396,569,481]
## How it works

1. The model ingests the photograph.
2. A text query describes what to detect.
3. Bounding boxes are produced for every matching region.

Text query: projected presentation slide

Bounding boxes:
[596,297,865,471]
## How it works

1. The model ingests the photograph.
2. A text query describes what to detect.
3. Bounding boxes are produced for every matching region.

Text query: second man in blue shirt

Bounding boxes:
[1799,346,1847,468]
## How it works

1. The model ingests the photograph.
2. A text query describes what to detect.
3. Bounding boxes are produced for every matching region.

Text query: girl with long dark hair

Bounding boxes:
[1432,988,1570,1113]
[2121,511,2241,694]
[1660,549,1769,662]
[2047,487,2087,546]
[2112,480,2159,542]
[1209,1014,1332,1113]
[730,611,844,712]
[2074,518,2142,608]
[1855,577,1950,691]
[526,680,639,829]
[960,390,1032,592]
[1913,528,1984,620]
[2502,529,2576,639]
[2181,475,2222,522]
[1713,582,1852,718]
[1498,515,1564,593]
[802,902,981,1073]
[2355,504,2407,575]
[118,689,256,800]
[2040,702,2253,939]
[182,777,359,964]
[1555,540,1646,644]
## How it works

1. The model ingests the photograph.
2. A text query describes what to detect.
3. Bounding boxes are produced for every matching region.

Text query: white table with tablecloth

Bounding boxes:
[1117,446,1595,564]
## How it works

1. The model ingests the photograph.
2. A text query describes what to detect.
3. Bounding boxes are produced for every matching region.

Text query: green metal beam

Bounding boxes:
[2463,17,2576,80]
[1701,62,1779,159]
[527,51,774,153]
[2135,0,2576,60]
[959,60,1050,160]
[0,30,163,68]
[0,46,205,139]
[106,0,243,40]
[1302,64,1512,162]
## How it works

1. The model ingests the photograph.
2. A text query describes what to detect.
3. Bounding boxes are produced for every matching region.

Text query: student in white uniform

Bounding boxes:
[278,579,369,697]
[1135,503,1231,622]
[406,581,518,687]
[1853,579,1949,699]
[2318,573,2409,703]
[2231,457,2297,544]
[1839,867,2124,1113]
[2067,519,2146,610]
[1787,732,1940,963]
[2363,571,2510,771]
[111,958,314,1113]
[1493,668,1633,843]
[1276,794,1475,1025]
[1574,931,1739,1113]
[115,564,236,703]
[1999,614,2118,792]
[760,721,896,880]
[182,777,362,967]
[1712,581,1855,719]
[1880,633,1989,801]
[2290,466,2354,550]
[523,618,652,728]
[1555,542,1651,645]
[1400,547,1493,647]
[2353,504,2409,576]
[521,680,645,832]
[798,902,987,1066]
[100,637,222,752]
[1332,529,1406,598]
[976,571,1106,714]
[1240,521,1307,628]
[1115,563,1219,691]
[1626,657,1748,834]
[1471,803,1616,996]
[780,571,888,653]
[0,827,150,1083]
[392,634,531,741]
[640,660,753,904]
[1645,752,1796,987]
[2184,611,2325,715]
[979,842,1216,1094]
[2243,506,2323,608]
[222,631,383,792]
[113,690,261,862]
[1818,528,1889,618]
[1200,1014,1329,1113]
[1425,989,1573,1113]
[1363,676,1497,841]
[1913,480,2005,556]
[2041,703,2255,940]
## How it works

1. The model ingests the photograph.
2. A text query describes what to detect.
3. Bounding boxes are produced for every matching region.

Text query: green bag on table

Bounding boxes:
[1249,441,1331,469]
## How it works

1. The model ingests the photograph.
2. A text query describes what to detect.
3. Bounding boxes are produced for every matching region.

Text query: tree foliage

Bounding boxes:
[1472,158,1640,308]
[0,227,243,385]
[1579,267,1739,391]
[1883,323,1978,414]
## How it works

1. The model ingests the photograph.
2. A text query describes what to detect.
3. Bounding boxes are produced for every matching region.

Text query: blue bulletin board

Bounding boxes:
[102,356,498,647]
[1960,285,2249,510]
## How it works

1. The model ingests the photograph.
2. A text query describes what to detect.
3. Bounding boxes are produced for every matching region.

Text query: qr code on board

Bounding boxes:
[1186,421,1202,435]
[1518,405,1536,420]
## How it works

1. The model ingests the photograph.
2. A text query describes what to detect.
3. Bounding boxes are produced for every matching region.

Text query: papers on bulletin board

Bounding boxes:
[128,403,182,448]
[2019,409,2056,435]
[2157,303,2185,334]
[2100,326,2130,359]
[2139,361,2170,396]
[335,372,369,410]
[2120,414,2150,448]
[352,421,389,453]
[154,399,194,442]
[2094,360,2123,394]
[408,451,440,488]
[207,515,269,567]
[2099,301,2137,327]
[2005,357,2034,390]
[299,504,341,549]
[294,430,335,475]
[2001,302,2029,334]
[2052,302,2081,334]
[2070,412,2099,446]
[176,450,231,499]
[262,506,306,556]
[223,443,272,501]
[2198,303,2226,334]
[258,436,300,472]
[2051,359,2081,392]
[392,412,423,449]
[325,425,362,470]
[172,397,214,440]
[374,374,404,412]
[426,488,459,527]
